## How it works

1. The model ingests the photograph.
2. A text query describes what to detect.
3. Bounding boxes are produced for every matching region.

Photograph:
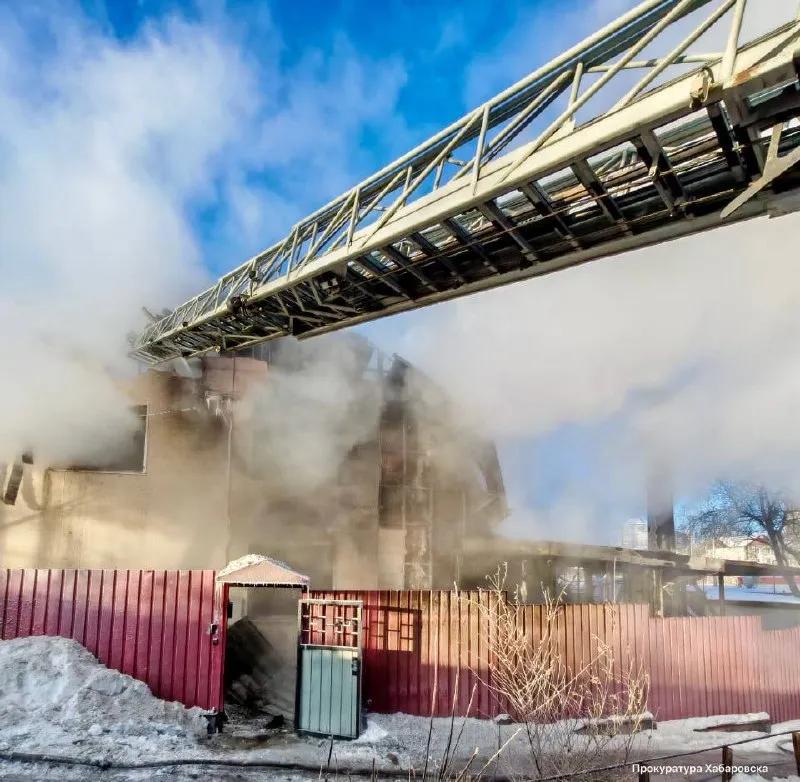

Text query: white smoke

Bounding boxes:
[0,9,241,463]
[0,5,406,467]
[398,213,800,541]
[373,0,800,543]
[241,336,381,497]
[4,0,797,549]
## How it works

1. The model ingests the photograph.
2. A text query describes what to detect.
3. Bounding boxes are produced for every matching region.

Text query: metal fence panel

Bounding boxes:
[0,568,222,710]
[313,590,800,723]
[3,574,797,723]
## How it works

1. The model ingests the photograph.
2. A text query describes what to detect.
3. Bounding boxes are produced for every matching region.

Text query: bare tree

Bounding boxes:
[463,566,650,779]
[684,481,800,596]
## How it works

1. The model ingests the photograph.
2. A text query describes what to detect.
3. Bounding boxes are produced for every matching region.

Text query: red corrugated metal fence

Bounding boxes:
[0,569,223,710]
[314,590,800,723]
[3,574,798,723]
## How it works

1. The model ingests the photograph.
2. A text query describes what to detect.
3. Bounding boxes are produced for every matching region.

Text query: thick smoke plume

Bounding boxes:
[401,213,800,541]
[3,0,798,552]
[0,4,406,468]
[0,9,241,464]
[241,336,382,497]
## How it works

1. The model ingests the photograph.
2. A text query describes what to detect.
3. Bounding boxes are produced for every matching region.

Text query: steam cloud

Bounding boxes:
[399,213,800,541]
[3,0,799,551]
[241,336,381,497]
[0,9,237,464]
[0,5,405,467]
[383,0,800,543]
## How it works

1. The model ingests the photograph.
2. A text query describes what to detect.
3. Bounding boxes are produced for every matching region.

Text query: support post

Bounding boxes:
[568,61,584,119]
[721,0,747,81]
[538,558,558,602]
[721,745,733,782]
[651,569,664,617]
[792,731,800,774]
[471,104,490,195]
[718,573,726,616]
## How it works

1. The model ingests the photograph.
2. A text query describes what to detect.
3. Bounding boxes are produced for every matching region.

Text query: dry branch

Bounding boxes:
[463,564,651,779]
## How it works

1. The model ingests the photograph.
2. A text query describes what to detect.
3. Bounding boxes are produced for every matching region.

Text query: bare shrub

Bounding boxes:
[463,564,650,779]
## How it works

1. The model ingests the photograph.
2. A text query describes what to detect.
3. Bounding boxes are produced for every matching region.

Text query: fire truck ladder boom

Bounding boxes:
[133,0,800,363]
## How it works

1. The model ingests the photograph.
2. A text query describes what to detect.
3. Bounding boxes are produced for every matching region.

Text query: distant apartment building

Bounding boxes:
[703,535,777,565]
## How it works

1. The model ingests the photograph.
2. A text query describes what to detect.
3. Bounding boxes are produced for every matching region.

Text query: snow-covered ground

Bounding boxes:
[0,636,205,762]
[2,636,800,780]
[702,585,800,604]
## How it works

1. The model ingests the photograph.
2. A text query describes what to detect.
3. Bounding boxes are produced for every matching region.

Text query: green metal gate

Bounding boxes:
[296,598,362,739]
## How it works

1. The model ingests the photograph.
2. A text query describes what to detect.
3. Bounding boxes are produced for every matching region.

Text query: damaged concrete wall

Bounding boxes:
[0,368,232,569]
[224,339,505,589]
[376,359,507,588]
[0,336,506,588]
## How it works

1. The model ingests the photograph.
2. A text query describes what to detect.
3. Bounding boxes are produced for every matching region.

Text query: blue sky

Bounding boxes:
[70,0,633,277]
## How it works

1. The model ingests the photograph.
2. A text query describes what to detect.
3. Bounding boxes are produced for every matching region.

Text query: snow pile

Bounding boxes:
[1,639,797,777]
[217,553,307,584]
[644,714,772,755]
[0,637,204,757]
[691,712,770,731]
[353,720,389,744]
[576,710,655,733]
[217,553,274,578]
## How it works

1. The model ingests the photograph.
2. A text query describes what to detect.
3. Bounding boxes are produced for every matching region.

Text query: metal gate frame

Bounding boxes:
[296,598,363,739]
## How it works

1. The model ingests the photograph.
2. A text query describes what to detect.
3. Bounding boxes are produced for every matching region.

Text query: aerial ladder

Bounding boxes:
[133,0,800,364]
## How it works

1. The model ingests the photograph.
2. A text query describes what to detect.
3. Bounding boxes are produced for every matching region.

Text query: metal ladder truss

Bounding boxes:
[133,0,800,364]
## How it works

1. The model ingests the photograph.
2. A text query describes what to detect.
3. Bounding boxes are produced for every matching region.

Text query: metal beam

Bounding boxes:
[519,182,582,249]
[441,218,499,274]
[571,158,630,231]
[357,253,415,300]
[707,103,748,183]
[409,231,467,284]
[379,244,439,293]
[633,129,687,211]
[477,200,538,266]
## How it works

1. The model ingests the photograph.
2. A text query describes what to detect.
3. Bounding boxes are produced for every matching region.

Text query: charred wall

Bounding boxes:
[0,337,506,589]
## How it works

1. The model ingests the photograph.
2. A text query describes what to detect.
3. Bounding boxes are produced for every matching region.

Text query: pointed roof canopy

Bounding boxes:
[216,554,309,588]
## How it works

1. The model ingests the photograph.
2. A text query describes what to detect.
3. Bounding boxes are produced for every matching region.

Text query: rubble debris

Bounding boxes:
[224,617,293,719]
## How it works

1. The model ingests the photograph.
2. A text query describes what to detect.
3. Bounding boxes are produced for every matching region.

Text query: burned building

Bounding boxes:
[0,335,506,589]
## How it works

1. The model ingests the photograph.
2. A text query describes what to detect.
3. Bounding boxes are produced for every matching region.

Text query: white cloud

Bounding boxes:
[220,36,409,255]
